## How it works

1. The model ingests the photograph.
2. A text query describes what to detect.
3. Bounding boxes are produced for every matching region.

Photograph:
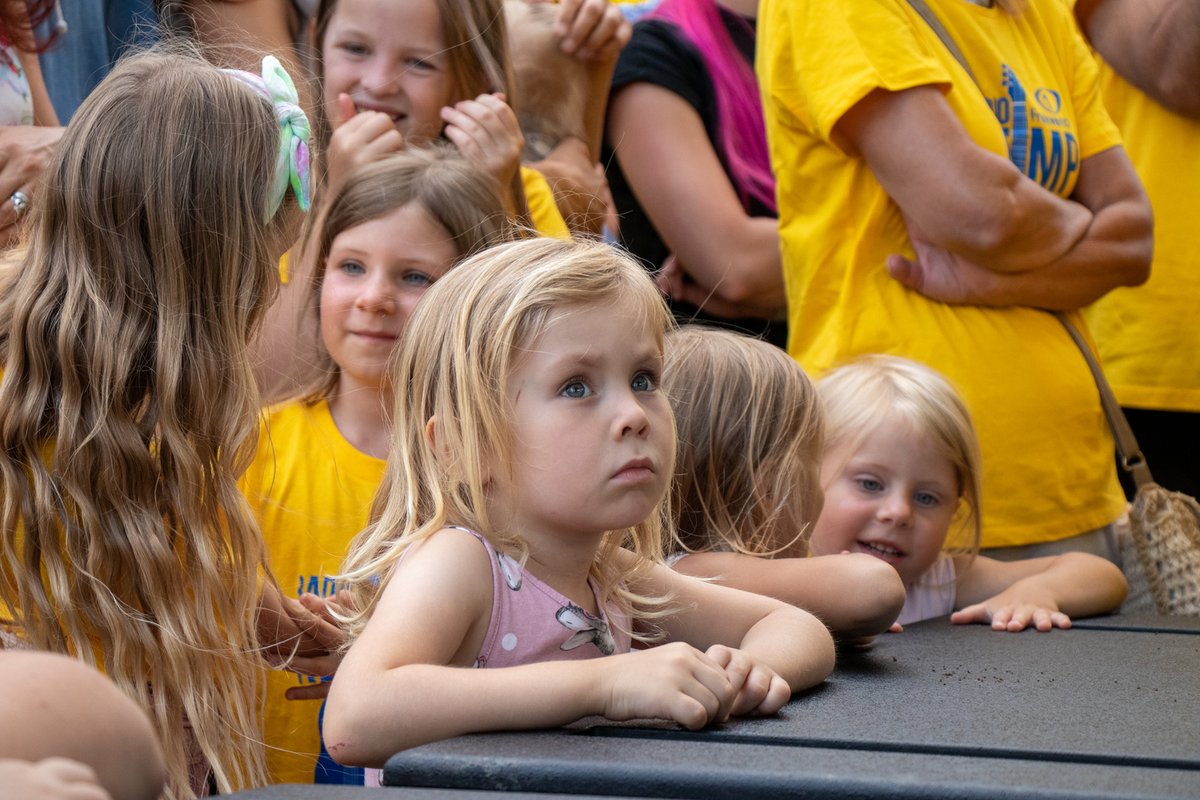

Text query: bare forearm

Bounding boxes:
[672,217,786,316]
[845,86,1093,272]
[926,164,1094,274]
[738,608,835,693]
[581,54,619,161]
[1016,553,1128,618]
[324,660,603,765]
[1079,0,1200,117]
[675,553,903,639]
[968,194,1151,309]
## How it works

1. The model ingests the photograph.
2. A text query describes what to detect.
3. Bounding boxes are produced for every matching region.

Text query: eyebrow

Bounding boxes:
[545,345,662,369]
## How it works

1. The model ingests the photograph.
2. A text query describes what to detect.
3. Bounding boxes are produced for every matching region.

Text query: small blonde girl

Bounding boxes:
[241,145,512,784]
[810,355,1128,631]
[664,327,905,640]
[324,238,835,765]
[0,48,311,798]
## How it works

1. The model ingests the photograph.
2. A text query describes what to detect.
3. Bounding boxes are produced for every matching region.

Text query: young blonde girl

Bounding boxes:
[323,238,835,765]
[241,145,512,784]
[0,49,311,798]
[810,355,1128,631]
[663,326,905,640]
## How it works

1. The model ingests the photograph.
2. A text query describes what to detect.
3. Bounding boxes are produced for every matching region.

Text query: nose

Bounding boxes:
[361,58,400,96]
[613,389,651,439]
[354,274,397,315]
[876,491,912,527]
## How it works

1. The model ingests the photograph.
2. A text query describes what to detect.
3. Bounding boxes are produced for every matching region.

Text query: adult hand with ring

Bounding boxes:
[9,190,29,217]
[0,124,65,247]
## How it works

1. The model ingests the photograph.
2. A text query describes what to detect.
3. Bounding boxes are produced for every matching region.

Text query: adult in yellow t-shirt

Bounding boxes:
[758,0,1152,552]
[1077,0,1200,499]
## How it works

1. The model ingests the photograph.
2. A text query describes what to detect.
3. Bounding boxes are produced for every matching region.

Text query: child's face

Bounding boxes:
[322,0,454,144]
[492,299,675,547]
[810,422,959,585]
[321,203,459,393]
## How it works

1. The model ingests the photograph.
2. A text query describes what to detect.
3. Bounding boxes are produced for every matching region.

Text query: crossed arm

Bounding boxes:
[836,85,1152,310]
[607,82,786,318]
[323,528,834,765]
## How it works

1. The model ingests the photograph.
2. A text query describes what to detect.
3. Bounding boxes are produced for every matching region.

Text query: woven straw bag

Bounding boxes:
[1057,315,1200,616]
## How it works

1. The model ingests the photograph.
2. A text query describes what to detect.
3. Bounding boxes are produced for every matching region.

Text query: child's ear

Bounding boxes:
[427,415,493,486]
[424,415,441,457]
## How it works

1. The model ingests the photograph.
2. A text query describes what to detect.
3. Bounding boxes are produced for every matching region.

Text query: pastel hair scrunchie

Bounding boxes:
[222,55,313,218]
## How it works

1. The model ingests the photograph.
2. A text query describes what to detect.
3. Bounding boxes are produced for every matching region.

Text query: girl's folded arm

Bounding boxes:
[626,553,836,695]
[323,529,733,764]
[952,552,1128,626]
[672,551,905,640]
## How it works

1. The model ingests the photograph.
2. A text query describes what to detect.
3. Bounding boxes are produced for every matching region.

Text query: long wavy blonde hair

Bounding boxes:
[0,48,304,798]
[338,238,676,643]
[664,327,823,559]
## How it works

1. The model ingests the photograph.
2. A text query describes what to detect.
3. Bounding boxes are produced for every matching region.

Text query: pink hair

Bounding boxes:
[650,0,776,213]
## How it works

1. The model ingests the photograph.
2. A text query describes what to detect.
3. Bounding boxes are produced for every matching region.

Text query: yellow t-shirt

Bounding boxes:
[1082,67,1200,412]
[521,165,571,239]
[240,398,386,784]
[758,0,1125,547]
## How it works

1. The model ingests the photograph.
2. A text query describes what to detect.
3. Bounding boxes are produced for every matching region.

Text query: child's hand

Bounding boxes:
[326,93,404,191]
[278,591,353,699]
[0,757,111,800]
[259,588,347,672]
[552,0,632,60]
[951,590,1072,632]
[704,644,792,717]
[441,94,523,192]
[598,642,737,729]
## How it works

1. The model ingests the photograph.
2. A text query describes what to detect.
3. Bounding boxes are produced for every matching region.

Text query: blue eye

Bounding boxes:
[856,477,884,492]
[338,259,366,276]
[561,380,591,399]
[914,491,941,508]
[401,271,434,287]
[631,372,656,392]
[407,57,436,72]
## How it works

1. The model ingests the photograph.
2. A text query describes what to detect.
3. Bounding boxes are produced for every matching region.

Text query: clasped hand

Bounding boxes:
[600,641,791,730]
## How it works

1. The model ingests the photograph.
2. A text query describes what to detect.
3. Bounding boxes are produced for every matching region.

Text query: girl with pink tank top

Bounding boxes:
[321,238,837,768]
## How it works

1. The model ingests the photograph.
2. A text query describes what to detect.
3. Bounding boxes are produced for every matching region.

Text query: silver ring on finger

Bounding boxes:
[9,190,29,217]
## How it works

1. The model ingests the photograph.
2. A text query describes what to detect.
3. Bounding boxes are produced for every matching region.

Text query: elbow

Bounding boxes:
[958,188,1028,257]
[322,694,384,768]
[834,554,907,638]
[1154,73,1200,117]
[1149,44,1200,117]
[705,257,786,314]
[1111,198,1154,289]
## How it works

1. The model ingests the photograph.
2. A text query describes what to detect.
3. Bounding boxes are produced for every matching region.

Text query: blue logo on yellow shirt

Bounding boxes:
[986,65,1079,195]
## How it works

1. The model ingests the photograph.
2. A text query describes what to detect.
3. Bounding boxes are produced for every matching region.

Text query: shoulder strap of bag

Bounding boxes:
[905,0,981,84]
[1053,313,1154,488]
[902,0,1154,489]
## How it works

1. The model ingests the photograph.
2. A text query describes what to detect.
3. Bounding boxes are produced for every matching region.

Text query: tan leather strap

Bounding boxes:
[1054,313,1154,488]
[905,0,980,84]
